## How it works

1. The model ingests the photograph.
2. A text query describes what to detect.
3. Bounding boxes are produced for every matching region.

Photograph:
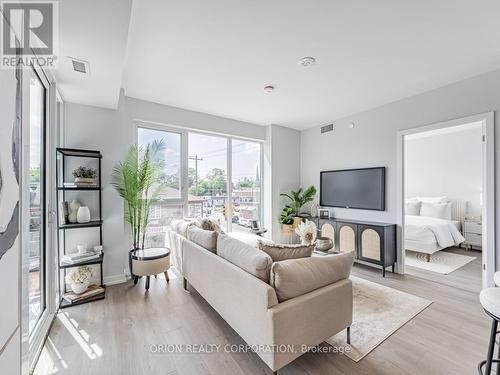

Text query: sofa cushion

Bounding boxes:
[257,241,314,262]
[187,225,217,252]
[217,234,273,282]
[270,251,354,302]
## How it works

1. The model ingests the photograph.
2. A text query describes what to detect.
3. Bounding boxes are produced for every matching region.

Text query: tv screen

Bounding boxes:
[320,167,385,211]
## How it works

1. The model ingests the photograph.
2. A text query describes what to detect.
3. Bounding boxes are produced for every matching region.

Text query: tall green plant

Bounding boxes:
[280,185,317,215]
[111,140,165,249]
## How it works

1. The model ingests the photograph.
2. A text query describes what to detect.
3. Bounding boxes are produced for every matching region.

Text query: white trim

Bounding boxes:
[397,112,495,288]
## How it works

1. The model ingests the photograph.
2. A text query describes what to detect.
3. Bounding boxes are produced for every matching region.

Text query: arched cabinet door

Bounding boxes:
[320,223,335,247]
[358,225,383,263]
[359,228,381,262]
[336,222,357,253]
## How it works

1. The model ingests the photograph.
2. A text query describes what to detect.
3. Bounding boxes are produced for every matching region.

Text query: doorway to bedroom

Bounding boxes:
[399,113,495,292]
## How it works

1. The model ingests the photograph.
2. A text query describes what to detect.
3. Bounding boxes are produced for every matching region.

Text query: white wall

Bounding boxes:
[404,125,483,216]
[266,125,301,242]
[301,68,500,267]
[64,91,273,282]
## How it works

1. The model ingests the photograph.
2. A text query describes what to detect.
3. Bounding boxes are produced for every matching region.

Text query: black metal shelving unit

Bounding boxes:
[56,147,105,308]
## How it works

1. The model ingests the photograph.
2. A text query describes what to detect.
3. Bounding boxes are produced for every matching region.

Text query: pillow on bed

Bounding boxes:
[420,202,451,219]
[405,201,421,216]
[418,196,448,204]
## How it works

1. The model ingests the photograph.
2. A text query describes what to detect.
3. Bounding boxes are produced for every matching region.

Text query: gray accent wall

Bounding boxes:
[300,68,500,267]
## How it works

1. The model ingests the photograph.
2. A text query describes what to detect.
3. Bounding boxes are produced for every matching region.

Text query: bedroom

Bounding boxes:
[403,120,484,290]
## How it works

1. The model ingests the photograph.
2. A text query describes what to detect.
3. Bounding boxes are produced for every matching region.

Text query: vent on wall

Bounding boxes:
[321,124,334,134]
[68,57,90,74]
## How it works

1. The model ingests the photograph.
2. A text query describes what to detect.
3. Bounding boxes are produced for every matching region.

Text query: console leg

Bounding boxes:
[183,277,188,291]
[347,326,351,345]
[383,267,386,278]
[392,264,395,273]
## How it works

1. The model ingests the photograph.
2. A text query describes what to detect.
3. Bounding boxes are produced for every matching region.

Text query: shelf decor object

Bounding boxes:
[56,147,105,308]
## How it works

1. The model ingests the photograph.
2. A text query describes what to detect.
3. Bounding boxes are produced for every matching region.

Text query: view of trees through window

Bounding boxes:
[138,127,262,248]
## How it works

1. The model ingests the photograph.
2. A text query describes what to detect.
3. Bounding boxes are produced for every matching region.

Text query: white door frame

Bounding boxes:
[396,112,495,288]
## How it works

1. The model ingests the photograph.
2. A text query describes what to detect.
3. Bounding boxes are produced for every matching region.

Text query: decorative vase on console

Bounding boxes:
[295,219,317,245]
[68,200,81,223]
[77,206,91,223]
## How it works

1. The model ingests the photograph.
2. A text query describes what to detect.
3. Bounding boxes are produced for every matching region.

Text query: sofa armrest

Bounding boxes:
[268,278,353,370]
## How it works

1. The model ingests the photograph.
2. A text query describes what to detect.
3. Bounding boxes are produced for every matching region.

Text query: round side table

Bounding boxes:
[130,247,170,291]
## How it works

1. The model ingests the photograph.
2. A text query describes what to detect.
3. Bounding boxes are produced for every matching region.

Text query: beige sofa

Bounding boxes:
[168,228,353,374]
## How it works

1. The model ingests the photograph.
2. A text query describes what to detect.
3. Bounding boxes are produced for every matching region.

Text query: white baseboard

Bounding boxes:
[103,274,128,286]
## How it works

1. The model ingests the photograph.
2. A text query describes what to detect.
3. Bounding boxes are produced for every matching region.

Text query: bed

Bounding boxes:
[404,197,466,261]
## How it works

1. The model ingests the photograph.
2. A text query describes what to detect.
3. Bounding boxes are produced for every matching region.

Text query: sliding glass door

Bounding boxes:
[28,69,46,334]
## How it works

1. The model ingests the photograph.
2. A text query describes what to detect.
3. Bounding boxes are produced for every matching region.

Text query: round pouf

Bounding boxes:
[479,287,500,374]
[130,247,171,291]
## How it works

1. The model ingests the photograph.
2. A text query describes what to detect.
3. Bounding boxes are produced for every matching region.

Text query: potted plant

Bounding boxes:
[65,266,95,294]
[280,185,317,227]
[279,206,295,234]
[73,166,97,185]
[111,140,164,276]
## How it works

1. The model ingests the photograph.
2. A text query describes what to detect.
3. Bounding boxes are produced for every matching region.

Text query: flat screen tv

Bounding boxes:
[320,167,385,211]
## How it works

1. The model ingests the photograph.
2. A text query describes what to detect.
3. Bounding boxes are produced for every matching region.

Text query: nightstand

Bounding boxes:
[463,219,482,250]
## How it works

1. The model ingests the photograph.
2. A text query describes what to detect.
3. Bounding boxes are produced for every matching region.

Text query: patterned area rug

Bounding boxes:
[326,276,431,362]
[405,250,476,274]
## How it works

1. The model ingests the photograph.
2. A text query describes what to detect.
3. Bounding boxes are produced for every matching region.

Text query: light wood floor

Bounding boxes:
[34,265,492,375]
[405,247,482,294]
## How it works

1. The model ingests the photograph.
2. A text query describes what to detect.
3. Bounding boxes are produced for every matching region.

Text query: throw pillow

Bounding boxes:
[197,217,224,234]
[217,234,273,282]
[187,225,217,252]
[419,202,449,219]
[405,201,421,216]
[270,251,354,302]
[257,241,315,262]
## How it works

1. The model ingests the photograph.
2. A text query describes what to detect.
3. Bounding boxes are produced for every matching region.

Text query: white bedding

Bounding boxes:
[405,215,465,254]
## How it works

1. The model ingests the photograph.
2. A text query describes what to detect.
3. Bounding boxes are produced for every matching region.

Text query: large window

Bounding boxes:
[188,133,228,231]
[231,140,262,232]
[137,125,263,241]
[28,69,46,334]
[137,127,183,248]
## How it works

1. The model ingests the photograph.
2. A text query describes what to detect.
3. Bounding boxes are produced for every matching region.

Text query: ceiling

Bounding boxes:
[56,0,500,130]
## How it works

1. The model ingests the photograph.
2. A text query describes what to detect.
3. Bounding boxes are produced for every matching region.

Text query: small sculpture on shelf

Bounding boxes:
[68,200,80,223]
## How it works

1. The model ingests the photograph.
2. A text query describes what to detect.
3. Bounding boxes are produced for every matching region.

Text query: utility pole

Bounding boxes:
[189,154,203,193]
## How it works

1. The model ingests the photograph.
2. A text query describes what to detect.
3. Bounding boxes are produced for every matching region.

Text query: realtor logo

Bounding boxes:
[1,1,58,68]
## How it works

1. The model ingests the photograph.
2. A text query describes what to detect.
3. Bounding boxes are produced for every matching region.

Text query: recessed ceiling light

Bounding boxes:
[298,56,316,67]
[263,85,275,93]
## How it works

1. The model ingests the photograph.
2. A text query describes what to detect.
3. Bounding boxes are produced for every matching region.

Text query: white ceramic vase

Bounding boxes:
[71,281,89,294]
[77,206,91,223]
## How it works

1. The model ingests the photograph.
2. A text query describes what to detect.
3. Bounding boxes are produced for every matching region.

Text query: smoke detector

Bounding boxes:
[68,56,90,74]
[263,85,275,93]
[298,56,316,67]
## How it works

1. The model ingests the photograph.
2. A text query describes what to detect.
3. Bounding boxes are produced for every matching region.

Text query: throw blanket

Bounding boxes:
[405,215,465,248]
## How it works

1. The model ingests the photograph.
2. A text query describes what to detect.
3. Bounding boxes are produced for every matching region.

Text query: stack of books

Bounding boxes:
[62,284,104,304]
[61,251,100,265]
[63,180,97,188]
